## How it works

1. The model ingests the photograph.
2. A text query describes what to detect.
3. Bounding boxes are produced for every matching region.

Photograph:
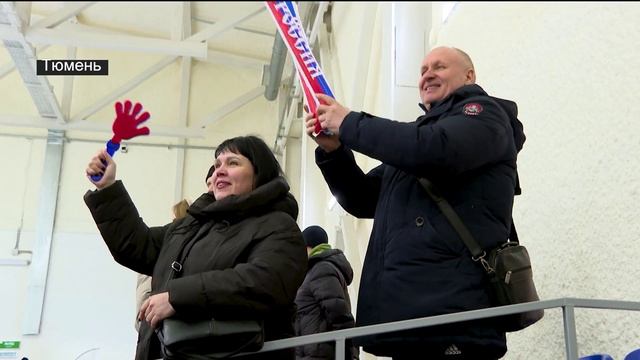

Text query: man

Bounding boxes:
[305,47,526,359]
[294,225,358,360]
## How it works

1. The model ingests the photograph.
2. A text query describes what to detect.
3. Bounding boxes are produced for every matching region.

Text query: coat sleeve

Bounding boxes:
[167,212,307,318]
[315,144,383,218]
[339,97,512,176]
[83,180,168,275]
[308,263,354,330]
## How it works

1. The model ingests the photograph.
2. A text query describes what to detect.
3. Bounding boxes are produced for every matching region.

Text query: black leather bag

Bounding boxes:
[418,177,543,332]
[157,317,264,359]
[485,241,544,331]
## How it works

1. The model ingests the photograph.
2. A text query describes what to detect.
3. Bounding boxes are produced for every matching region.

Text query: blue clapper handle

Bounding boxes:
[90,140,120,182]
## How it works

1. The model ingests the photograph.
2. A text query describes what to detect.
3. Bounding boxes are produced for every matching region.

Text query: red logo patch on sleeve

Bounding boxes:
[463,103,483,116]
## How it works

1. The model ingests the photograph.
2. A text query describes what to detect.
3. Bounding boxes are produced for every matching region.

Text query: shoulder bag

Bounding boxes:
[418,177,543,332]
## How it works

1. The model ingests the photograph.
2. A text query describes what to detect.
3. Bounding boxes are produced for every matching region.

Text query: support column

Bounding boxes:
[23,129,64,334]
[299,127,328,229]
[390,2,432,121]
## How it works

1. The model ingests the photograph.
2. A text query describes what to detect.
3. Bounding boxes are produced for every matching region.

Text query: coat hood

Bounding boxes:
[309,248,354,285]
[490,95,526,154]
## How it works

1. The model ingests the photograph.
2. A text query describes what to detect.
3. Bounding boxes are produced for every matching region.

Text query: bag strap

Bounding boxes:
[164,221,216,286]
[510,221,519,243]
[417,177,493,272]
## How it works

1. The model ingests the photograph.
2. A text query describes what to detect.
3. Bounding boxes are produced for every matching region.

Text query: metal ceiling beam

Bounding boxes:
[0,1,65,123]
[0,114,203,138]
[0,23,19,39]
[30,2,94,28]
[308,2,329,45]
[0,44,48,79]
[174,1,191,202]
[191,16,275,38]
[22,27,208,58]
[71,56,176,122]
[61,46,76,118]
[1,34,266,79]
[0,3,91,78]
[197,86,264,128]
[188,5,265,43]
[70,6,266,136]
[0,3,207,59]
[203,49,266,70]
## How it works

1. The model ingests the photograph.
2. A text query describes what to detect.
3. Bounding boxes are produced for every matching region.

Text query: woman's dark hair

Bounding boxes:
[214,135,283,188]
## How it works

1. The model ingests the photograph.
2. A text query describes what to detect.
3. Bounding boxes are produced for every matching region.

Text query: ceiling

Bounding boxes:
[0,1,324,149]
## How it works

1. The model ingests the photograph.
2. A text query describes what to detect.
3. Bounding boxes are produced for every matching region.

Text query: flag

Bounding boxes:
[265,1,334,135]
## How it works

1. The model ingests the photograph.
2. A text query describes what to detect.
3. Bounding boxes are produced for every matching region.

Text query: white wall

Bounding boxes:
[320,1,640,360]
[433,2,640,359]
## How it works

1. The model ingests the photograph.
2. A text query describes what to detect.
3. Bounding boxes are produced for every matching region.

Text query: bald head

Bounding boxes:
[418,46,476,106]
[452,47,474,72]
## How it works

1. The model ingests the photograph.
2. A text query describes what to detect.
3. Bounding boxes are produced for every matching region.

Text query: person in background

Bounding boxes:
[135,199,190,332]
[85,135,307,360]
[305,46,526,359]
[294,225,358,360]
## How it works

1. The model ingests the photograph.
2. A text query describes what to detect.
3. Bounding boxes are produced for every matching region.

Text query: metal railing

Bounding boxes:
[243,298,640,360]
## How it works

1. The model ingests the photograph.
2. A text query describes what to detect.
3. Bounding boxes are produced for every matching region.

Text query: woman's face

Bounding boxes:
[210,150,256,200]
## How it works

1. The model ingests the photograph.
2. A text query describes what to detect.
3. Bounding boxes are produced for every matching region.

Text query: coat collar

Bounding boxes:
[419,84,487,121]
[187,176,298,222]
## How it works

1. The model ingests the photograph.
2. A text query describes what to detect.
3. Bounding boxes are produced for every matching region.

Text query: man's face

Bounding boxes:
[418,47,474,106]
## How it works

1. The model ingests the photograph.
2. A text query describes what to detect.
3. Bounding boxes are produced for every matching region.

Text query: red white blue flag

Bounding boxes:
[265,1,334,135]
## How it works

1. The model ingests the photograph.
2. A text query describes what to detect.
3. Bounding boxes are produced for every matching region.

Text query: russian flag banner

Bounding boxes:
[265,1,334,135]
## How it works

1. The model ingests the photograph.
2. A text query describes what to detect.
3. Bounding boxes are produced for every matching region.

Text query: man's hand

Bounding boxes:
[305,105,341,153]
[315,93,350,135]
[139,292,176,329]
[112,100,150,144]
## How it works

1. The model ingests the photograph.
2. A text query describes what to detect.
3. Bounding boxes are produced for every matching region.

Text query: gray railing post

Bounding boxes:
[562,303,579,360]
[335,337,345,360]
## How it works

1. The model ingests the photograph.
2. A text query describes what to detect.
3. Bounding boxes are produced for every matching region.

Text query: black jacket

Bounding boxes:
[294,248,358,360]
[315,84,526,358]
[84,177,308,360]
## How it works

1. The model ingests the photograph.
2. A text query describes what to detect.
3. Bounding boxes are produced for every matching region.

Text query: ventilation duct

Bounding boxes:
[263,36,286,101]
[264,2,318,102]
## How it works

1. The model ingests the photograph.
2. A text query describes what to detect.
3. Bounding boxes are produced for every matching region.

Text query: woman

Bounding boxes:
[84,135,307,360]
